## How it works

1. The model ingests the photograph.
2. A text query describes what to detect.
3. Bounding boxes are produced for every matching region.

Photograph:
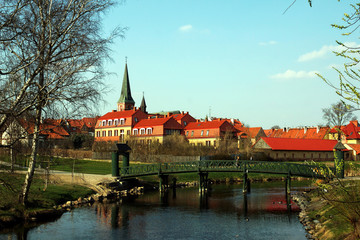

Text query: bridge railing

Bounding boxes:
[119,160,335,179]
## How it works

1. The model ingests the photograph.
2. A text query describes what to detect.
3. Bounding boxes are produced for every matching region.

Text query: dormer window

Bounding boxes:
[133,129,138,135]
[147,128,152,135]
[102,120,106,126]
[201,130,204,136]
[114,119,118,126]
[120,118,125,125]
[140,128,145,135]
[107,120,112,126]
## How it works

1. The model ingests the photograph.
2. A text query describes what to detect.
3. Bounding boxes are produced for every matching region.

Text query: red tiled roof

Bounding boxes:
[98,109,139,120]
[347,144,360,154]
[260,137,338,151]
[264,127,329,139]
[343,121,360,140]
[184,120,230,130]
[67,119,84,128]
[17,119,69,139]
[134,117,173,128]
[82,117,99,128]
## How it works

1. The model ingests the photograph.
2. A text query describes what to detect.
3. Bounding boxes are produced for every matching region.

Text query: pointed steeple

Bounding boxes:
[117,60,135,111]
[140,92,147,114]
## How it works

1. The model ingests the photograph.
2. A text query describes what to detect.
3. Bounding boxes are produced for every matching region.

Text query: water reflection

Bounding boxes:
[1,182,308,240]
[91,183,301,230]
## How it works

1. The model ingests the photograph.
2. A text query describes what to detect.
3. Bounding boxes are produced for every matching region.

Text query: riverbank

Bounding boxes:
[292,178,360,240]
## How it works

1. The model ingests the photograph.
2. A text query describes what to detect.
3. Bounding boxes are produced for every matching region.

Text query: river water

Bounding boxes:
[1,181,309,240]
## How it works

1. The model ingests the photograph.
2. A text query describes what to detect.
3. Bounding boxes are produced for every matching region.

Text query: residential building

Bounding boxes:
[184,119,237,147]
[132,116,183,144]
[1,118,69,147]
[95,109,148,142]
[253,137,350,161]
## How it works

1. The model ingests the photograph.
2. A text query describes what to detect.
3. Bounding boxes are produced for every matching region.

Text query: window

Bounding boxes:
[102,120,106,126]
[186,131,189,136]
[114,130,119,136]
[147,128,152,135]
[108,130,112,137]
[134,117,138,123]
[140,128,145,135]
[102,131,106,137]
[98,122,101,127]
[96,131,100,137]
[114,119,118,126]
[206,141,211,146]
[184,121,187,126]
[120,130,124,142]
[133,129,138,135]
[206,130,209,136]
[191,131,194,136]
[127,130,130,135]
[201,130,204,136]
[108,120,112,126]
[120,118,125,125]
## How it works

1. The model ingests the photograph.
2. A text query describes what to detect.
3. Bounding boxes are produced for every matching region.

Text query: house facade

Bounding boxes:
[253,137,350,161]
[95,109,148,142]
[184,119,237,147]
[132,116,183,144]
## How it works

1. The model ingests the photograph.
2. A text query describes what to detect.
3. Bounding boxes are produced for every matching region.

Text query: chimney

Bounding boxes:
[112,110,117,112]
[181,111,184,115]
[316,126,320,133]
[304,126,307,134]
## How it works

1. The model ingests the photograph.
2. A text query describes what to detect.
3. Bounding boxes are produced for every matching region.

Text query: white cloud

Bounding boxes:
[179,24,193,32]
[259,41,277,46]
[270,70,319,80]
[298,42,360,62]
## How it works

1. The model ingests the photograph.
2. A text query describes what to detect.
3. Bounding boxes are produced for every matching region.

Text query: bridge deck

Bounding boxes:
[119,160,334,179]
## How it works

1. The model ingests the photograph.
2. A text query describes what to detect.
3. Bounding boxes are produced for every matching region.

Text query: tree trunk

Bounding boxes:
[19,105,42,205]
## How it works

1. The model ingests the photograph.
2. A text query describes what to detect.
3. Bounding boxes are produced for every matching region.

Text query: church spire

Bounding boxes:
[140,92,147,114]
[117,59,135,111]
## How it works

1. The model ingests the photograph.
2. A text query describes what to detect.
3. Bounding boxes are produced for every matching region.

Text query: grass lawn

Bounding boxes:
[305,181,360,240]
[0,172,94,218]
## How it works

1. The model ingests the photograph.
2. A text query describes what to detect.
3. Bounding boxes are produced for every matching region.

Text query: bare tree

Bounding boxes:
[0,0,125,205]
[322,101,357,127]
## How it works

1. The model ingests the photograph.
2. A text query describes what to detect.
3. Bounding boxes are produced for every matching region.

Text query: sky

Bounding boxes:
[99,0,359,129]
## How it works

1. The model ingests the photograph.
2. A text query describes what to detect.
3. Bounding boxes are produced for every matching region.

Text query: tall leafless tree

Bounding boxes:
[322,101,357,127]
[0,0,125,205]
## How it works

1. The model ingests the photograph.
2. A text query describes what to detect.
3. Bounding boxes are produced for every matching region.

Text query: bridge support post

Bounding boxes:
[159,174,169,192]
[111,151,119,177]
[199,172,208,193]
[285,172,291,195]
[243,169,250,194]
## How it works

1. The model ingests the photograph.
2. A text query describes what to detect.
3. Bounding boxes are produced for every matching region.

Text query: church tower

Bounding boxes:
[117,61,135,111]
[140,92,147,114]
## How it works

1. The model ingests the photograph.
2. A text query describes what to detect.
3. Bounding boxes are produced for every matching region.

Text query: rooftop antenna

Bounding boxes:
[125,56,128,64]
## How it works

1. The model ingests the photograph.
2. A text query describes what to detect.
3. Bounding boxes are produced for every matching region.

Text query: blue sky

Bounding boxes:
[99,0,358,129]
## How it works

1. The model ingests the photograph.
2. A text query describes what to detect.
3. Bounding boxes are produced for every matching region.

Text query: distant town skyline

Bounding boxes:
[99,1,358,129]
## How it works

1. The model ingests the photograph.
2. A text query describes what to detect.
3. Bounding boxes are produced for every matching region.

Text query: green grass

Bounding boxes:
[0,172,94,216]
[307,188,355,240]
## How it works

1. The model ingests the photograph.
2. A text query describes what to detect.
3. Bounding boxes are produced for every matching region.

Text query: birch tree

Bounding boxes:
[0,0,124,205]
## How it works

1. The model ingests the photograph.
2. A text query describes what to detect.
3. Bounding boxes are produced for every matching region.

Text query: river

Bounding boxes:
[1,181,310,240]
